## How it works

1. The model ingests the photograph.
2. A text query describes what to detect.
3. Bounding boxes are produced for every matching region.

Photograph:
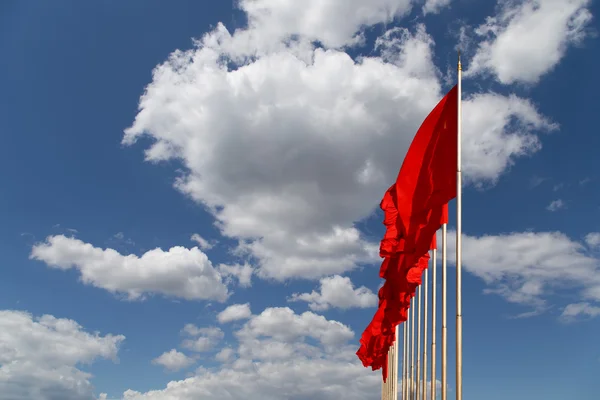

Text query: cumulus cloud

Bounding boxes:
[122,307,375,400]
[546,199,566,211]
[217,303,252,323]
[466,0,593,84]
[584,233,600,249]
[152,349,195,372]
[124,14,555,282]
[229,0,414,51]
[0,310,124,400]
[217,263,254,287]
[560,302,600,321]
[30,235,229,302]
[441,230,600,313]
[190,233,215,250]
[181,326,224,353]
[215,347,236,363]
[422,0,452,15]
[289,275,377,311]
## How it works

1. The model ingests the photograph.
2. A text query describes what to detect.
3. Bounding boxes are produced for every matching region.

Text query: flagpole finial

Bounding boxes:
[457,50,462,71]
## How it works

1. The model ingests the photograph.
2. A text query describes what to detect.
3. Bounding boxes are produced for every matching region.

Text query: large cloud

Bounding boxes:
[441,230,600,315]
[465,0,593,84]
[289,275,378,311]
[123,18,554,281]
[30,235,230,302]
[236,0,414,50]
[122,307,378,400]
[0,310,124,400]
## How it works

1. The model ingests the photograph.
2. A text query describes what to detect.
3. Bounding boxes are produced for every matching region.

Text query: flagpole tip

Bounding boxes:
[457,50,462,71]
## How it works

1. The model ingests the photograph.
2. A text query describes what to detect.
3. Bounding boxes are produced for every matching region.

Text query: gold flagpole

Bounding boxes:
[416,284,422,400]
[456,50,463,400]
[441,222,447,400]
[423,265,428,400]
[431,242,437,400]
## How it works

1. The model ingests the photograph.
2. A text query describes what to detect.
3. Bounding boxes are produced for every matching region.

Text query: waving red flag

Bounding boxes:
[357,86,458,375]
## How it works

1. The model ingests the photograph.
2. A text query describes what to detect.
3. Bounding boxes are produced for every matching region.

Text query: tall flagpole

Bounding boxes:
[390,332,395,400]
[423,267,428,400]
[394,324,400,400]
[386,346,394,400]
[431,244,437,400]
[416,285,422,400]
[403,322,407,400]
[456,50,463,400]
[410,298,415,400]
[390,342,394,400]
[402,310,410,400]
[441,223,447,400]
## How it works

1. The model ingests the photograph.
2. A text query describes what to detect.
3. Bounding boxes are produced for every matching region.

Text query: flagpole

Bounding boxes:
[391,344,395,400]
[390,343,394,400]
[394,324,400,400]
[416,284,422,400]
[405,307,410,400]
[431,243,437,400]
[388,346,393,400]
[423,266,428,400]
[411,298,415,400]
[456,50,463,400]
[441,223,447,400]
[401,321,406,400]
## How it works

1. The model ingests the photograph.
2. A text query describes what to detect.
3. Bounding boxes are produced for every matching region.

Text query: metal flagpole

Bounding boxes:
[385,347,393,400]
[441,223,447,400]
[394,324,400,400]
[410,297,415,400]
[456,50,463,400]
[390,343,394,400]
[423,266,428,400]
[416,285,422,400]
[388,338,394,400]
[405,311,410,400]
[431,243,437,400]
[403,322,407,400]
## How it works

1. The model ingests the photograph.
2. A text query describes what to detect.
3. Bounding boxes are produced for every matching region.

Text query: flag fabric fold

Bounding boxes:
[357,85,458,377]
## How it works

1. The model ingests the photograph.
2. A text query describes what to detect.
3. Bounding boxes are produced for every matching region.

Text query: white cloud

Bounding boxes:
[560,302,600,321]
[217,303,252,324]
[218,263,253,287]
[546,199,566,211]
[0,310,124,400]
[462,92,557,184]
[215,348,236,363]
[124,17,554,281]
[422,0,452,15]
[585,233,600,249]
[441,230,600,312]
[122,307,375,400]
[190,233,215,250]
[30,235,229,302]
[236,307,354,348]
[181,326,224,353]
[289,275,377,311]
[466,0,593,84]
[152,349,195,371]
[232,0,414,51]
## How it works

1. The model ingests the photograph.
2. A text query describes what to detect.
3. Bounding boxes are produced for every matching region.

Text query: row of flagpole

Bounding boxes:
[381,227,447,400]
[381,53,462,400]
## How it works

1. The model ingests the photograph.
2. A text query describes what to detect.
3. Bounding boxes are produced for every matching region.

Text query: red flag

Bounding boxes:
[357,86,458,375]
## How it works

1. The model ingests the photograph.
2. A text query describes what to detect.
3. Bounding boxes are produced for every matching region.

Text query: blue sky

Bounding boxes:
[0,0,599,399]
